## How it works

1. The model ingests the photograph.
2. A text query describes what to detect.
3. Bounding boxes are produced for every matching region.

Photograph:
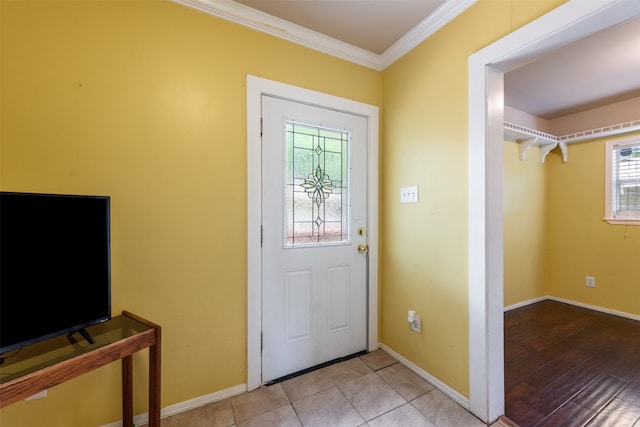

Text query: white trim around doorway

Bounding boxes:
[468,0,640,423]
[246,75,380,391]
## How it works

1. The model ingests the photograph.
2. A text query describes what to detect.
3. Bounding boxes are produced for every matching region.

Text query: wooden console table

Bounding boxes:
[0,311,161,427]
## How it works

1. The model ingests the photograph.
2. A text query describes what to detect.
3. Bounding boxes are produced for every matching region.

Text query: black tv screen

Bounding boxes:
[0,192,111,354]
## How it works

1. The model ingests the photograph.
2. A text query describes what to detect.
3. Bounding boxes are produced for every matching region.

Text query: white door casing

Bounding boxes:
[247,75,379,390]
[468,0,640,422]
[261,96,368,382]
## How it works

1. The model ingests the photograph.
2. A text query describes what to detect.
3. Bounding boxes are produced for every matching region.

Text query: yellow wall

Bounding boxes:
[4,0,606,424]
[503,142,547,307]
[380,0,565,396]
[0,1,379,425]
[503,133,640,314]
[545,133,640,316]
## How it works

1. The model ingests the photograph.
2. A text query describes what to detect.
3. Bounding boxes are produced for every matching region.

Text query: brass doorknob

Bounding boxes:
[357,244,369,253]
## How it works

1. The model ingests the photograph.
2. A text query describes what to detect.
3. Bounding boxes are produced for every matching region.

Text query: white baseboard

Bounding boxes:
[379,343,470,410]
[546,296,640,322]
[504,296,547,312]
[101,384,246,427]
[504,295,640,322]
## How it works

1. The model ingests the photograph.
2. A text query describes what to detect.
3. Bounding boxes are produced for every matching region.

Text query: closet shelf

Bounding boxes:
[504,122,566,163]
[504,119,640,163]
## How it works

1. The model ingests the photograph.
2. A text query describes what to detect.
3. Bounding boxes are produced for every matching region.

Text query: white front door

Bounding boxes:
[261,95,369,382]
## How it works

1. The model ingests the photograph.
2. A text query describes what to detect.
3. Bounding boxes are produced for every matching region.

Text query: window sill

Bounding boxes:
[604,218,640,225]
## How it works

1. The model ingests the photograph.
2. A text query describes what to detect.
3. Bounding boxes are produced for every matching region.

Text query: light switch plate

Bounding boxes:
[400,186,419,203]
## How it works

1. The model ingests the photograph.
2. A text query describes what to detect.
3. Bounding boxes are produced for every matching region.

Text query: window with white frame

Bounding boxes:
[605,136,640,224]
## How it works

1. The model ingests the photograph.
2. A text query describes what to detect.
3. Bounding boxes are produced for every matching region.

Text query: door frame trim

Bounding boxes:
[468,0,640,422]
[246,75,379,390]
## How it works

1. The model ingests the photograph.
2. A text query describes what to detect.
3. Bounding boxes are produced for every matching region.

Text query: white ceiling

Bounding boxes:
[504,16,640,119]
[233,0,447,54]
[191,0,640,121]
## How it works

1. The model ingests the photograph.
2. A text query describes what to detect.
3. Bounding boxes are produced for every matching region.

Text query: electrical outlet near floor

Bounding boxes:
[586,276,596,287]
[410,314,421,333]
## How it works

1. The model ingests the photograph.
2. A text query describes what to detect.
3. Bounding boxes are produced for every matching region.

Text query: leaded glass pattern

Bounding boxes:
[285,122,349,245]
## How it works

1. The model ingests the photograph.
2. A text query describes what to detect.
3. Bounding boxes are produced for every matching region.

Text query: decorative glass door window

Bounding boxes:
[285,122,349,245]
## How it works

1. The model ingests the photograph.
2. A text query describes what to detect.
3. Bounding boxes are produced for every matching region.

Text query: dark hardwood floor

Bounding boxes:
[504,300,640,427]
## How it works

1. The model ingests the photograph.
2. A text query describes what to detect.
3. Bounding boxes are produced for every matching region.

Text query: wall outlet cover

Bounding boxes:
[410,314,421,333]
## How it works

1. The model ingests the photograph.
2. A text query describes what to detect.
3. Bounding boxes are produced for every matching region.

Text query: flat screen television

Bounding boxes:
[0,191,111,355]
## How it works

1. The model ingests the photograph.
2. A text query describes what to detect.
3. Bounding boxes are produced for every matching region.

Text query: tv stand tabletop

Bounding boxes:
[0,311,161,427]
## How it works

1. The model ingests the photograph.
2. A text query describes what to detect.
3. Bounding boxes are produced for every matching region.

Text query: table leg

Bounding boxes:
[122,355,133,427]
[148,329,161,427]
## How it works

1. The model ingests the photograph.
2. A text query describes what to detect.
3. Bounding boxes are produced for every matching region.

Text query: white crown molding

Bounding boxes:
[170,0,476,71]
[381,0,477,69]
[171,0,382,69]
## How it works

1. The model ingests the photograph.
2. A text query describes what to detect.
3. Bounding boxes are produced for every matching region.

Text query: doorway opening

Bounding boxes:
[246,75,379,390]
[468,0,640,422]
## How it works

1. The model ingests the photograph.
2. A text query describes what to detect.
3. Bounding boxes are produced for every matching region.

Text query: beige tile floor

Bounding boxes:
[147,350,497,427]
